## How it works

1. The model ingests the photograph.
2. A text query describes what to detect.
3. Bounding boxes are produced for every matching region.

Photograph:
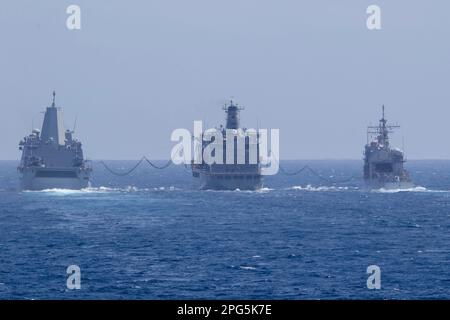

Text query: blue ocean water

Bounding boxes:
[0,160,449,299]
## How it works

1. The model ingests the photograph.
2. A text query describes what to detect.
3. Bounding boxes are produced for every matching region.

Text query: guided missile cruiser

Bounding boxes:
[18,92,91,190]
[191,100,262,190]
[363,106,414,189]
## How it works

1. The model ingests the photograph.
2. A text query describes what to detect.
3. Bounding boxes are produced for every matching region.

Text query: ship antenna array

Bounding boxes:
[366,105,400,143]
[223,99,245,111]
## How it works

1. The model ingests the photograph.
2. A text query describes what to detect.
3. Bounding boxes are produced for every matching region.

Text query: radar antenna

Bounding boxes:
[367,105,400,147]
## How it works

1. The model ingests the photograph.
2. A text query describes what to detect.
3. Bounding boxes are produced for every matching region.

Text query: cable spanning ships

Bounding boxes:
[16,93,416,191]
[18,92,91,190]
[363,106,414,190]
[191,101,263,190]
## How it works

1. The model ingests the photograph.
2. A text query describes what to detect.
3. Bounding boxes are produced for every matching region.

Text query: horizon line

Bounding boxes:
[3,158,450,161]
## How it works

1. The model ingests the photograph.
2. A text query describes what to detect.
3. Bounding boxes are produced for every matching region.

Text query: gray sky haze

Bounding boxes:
[1,0,449,159]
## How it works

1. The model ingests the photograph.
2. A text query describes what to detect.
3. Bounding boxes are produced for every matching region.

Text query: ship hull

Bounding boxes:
[197,173,263,190]
[364,179,414,190]
[19,167,91,191]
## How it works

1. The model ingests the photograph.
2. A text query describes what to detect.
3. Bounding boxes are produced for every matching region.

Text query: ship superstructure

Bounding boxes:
[363,106,413,189]
[191,101,262,190]
[18,92,91,190]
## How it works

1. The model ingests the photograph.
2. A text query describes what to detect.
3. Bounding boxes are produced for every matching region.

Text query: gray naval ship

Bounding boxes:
[191,101,262,190]
[363,106,414,189]
[18,92,91,190]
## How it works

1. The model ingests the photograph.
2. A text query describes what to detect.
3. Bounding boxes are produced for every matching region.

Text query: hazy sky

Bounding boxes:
[1,0,449,160]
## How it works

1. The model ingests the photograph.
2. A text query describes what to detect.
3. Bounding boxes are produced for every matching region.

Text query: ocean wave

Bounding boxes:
[23,188,93,194]
[23,186,180,194]
[23,186,128,194]
[372,186,448,193]
[153,186,179,191]
[204,187,274,193]
[239,266,256,270]
[290,184,357,192]
[240,187,274,193]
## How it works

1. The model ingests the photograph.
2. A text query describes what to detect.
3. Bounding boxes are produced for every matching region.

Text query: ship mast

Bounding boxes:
[51,90,56,107]
[41,91,66,145]
[367,105,400,148]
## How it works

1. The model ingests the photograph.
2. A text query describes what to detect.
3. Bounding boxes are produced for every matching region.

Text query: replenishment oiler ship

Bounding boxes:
[363,106,414,189]
[191,101,262,190]
[18,92,91,190]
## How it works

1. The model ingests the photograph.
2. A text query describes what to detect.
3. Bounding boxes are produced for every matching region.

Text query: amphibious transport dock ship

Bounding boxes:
[363,106,413,189]
[18,92,91,190]
[191,101,262,190]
